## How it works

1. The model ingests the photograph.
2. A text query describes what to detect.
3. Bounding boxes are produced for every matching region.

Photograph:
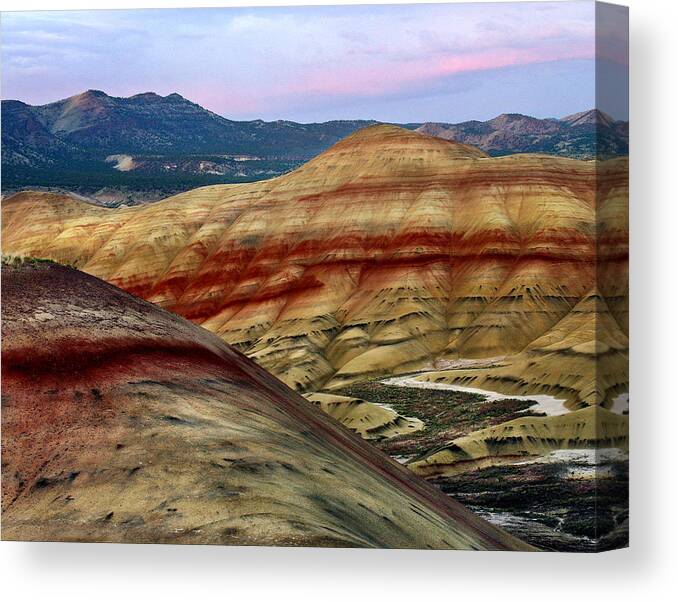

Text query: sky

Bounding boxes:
[0,2,629,123]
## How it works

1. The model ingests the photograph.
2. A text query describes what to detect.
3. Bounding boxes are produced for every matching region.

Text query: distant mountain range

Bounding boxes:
[416,109,628,159]
[2,89,378,161]
[1,89,628,204]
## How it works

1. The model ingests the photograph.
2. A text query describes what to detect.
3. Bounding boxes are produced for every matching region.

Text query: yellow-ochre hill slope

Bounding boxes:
[2,125,628,408]
[1,261,530,549]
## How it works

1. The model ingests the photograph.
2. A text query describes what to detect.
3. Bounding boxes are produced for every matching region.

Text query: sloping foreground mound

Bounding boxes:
[1,125,628,401]
[0,262,529,550]
[409,406,629,478]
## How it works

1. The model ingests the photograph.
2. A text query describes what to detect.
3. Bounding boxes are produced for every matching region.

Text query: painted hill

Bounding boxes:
[409,406,629,478]
[1,125,628,406]
[303,392,423,441]
[0,259,528,549]
[414,288,629,410]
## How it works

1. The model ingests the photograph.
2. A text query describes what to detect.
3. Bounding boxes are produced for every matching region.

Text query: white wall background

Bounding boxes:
[1,1,675,600]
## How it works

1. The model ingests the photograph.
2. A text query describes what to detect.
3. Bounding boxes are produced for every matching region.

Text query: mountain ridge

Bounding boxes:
[2,89,628,203]
[3,89,378,159]
[416,108,627,159]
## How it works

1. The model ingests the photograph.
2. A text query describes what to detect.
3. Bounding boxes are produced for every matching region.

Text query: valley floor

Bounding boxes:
[332,374,629,552]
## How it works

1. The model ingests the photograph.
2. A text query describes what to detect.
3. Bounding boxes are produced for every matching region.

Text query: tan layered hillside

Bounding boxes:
[1,261,529,550]
[303,392,423,440]
[1,125,628,400]
[409,406,629,478]
[411,289,629,409]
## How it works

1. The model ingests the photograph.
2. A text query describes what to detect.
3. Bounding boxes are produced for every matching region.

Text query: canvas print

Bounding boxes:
[0,1,628,552]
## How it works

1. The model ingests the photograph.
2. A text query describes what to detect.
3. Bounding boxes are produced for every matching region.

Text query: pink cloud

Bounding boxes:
[278,40,595,102]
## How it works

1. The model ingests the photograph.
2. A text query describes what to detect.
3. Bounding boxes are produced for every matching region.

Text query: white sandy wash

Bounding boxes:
[515,448,628,478]
[610,393,629,414]
[381,374,629,416]
[106,154,135,171]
